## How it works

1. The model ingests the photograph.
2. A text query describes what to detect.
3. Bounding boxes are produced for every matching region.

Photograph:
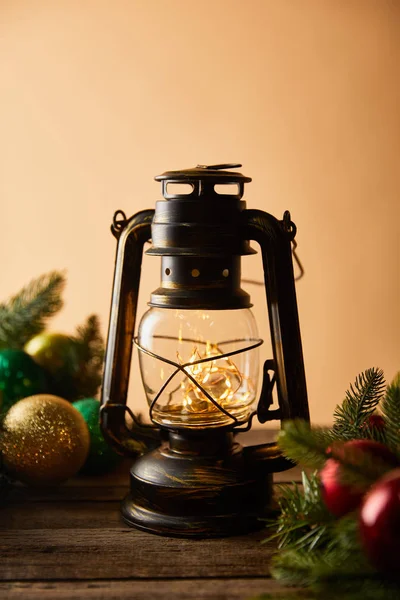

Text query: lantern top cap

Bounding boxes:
[155,163,252,184]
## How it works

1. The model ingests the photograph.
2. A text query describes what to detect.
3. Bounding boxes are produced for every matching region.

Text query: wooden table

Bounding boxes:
[0,432,305,600]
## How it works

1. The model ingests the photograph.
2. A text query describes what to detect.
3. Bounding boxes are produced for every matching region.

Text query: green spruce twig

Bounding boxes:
[380,381,400,456]
[270,516,370,589]
[277,420,333,470]
[278,419,393,491]
[329,442,395,489]
[265,368,400,599]
[264,472,334,551]
[332,368,385,439]
[0,271,65,349]
[73,315,105,398]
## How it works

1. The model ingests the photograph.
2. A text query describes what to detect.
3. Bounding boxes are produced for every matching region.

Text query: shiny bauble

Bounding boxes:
[320,439,398,517]
[25,333,80,400]
[365,413,385,432]
[0,394,90,485]
[0,349,48,413]
[359,468,400,575]
[73,398,121,475]
[362,412,386,438]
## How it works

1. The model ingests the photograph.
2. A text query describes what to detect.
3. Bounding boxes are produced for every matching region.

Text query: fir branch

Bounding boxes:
[265,369,400,600]
[313,579,400,600]
[264,472,334,551]
[270,516,369,588]
[249,593,311,600]
[332,368,385,439]
[392,371,400,388]
[380,382,400,455]
[325,514,359,554]
[277,420,333,470]
[270,541,372,590]
[270,548,323,587]
[279,420,392,491]
[329,442,395,489]
[73,315,105,398]
[0,271,65,349]
[359,419,387,444]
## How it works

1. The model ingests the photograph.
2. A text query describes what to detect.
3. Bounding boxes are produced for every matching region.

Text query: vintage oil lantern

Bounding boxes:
[100,163,309,537]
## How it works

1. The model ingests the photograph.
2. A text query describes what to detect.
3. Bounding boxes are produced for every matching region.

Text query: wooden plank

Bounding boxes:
[0,502,122,529]
[4,465,302,505]
[0,528,276,581]
[0,484,294,529]
[0,478,297,530]
[0,578,305,600]
[5,485,129,503]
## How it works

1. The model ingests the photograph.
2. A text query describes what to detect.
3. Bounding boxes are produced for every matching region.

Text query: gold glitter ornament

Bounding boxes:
[0,394,90,486]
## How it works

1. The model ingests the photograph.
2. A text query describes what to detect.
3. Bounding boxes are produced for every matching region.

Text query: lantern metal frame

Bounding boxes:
[100,164,309,537]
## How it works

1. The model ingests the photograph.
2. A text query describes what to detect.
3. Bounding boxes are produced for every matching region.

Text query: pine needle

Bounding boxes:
[380,382,400,455]
[332,368,385,439]
[270,516,369,588]
[277,420,333,470]
[0,271,65,349]
[73,315,105,398]
[329,442,395,489]
[264,471,334,552]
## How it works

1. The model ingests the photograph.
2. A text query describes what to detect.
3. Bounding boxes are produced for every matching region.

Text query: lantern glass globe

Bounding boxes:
[137,308,260,428]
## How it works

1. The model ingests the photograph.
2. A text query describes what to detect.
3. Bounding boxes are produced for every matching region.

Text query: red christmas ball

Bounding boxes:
[359,468,400,575]
[320,439,398,517]
[365,413,385,432]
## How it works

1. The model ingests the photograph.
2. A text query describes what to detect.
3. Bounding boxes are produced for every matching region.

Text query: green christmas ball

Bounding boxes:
[0,349,48,413]
[73,398,121,475]
[25,333,80,400]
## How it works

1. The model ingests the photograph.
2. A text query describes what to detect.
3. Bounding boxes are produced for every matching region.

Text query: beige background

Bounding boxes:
[1,0,399,425]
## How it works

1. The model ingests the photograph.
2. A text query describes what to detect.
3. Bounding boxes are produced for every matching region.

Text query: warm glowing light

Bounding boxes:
[177,342,251,414]
[138,307,259,427]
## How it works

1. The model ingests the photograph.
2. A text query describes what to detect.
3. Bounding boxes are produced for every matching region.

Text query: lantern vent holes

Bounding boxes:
[222,269,229,278]
[165,268,171,276]
[191,269,200,278]
[165,182,194,196]
[214,183,240,196]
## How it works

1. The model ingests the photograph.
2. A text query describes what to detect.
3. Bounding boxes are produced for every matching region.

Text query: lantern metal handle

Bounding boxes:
[100,209,160,457]
[241,209,310,472]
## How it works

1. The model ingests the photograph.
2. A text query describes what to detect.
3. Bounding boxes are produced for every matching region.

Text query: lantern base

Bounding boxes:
[121,430,274,538]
